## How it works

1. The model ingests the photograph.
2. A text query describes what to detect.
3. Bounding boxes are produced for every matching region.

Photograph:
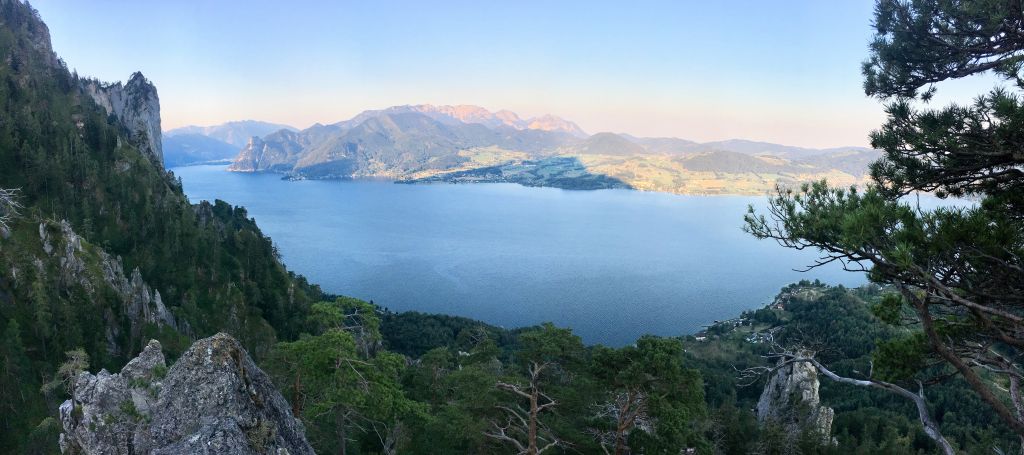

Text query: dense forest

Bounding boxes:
[0,0,326,450]
[1,0,1022,454]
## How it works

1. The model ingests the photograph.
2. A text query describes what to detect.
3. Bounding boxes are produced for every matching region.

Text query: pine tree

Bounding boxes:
[746,0,1024,440]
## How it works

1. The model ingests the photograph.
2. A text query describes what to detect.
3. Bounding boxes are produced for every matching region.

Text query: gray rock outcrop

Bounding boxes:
[59,333,314,455]
[58,340,166,454]
[83,72,164,169]
[38,219,176,356]
[756,351,834,442]
[97,249,177,331]
[228,131,309,173]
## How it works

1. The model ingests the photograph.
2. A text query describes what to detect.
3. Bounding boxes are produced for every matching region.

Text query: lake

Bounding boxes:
[173,165,866,346]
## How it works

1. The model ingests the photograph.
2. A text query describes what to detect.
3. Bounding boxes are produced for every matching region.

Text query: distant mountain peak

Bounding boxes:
[494,109,523,123]
[333,104,586,137]
[526,114,587,137]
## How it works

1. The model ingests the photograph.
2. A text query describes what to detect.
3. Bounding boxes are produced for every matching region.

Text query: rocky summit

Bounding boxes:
[58,333,314,455]
[83,72,164,169]
[756,351,835,442]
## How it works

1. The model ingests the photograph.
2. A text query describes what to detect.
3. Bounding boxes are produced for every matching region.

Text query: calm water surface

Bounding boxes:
[174,165,866,345]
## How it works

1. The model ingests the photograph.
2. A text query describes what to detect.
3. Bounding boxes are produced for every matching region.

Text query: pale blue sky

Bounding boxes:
[32,1,1001,147]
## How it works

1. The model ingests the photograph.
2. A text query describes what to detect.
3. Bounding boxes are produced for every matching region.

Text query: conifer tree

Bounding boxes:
[746,0,1024,439]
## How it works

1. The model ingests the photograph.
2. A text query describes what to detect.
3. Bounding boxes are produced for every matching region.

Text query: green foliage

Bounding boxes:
[749,0,1024,441]
[869,293,903,325]
[266,298,424,454]
[591,336,708,453]
[0,2,325,451]
[40,349,89,398]
[863,0,1024,100]
[687,284,1016,453]
[871,333,928,382]
[380,310,515,358]
[516,322,583,370]
[0,1,1016,453]
[118,400,142,423]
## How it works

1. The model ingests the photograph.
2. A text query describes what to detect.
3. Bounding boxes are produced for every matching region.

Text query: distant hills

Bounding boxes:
[175,105,879,195]
[330,104,587,137]
[163,133,241,167]
[229,106,582,179]
[163,120,297,166]
[166,120,296,147]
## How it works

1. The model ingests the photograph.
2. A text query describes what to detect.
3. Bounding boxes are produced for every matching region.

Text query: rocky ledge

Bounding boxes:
[59,333,313,454]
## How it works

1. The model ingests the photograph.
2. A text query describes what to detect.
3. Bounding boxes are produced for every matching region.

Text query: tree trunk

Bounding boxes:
[291,371,302,417]
[912,295,1024,437]
[1010,375,1024,455]
[613,391,632,455]
[614,426,627,455]
[528,387,539,455]
[336,411,347,455]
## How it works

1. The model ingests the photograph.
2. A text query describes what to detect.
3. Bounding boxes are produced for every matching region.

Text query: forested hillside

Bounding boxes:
[1,0,1021,454]
[686,282,1014,454]
[0,1,325,451]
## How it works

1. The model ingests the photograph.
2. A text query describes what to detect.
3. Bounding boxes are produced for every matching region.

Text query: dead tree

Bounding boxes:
[485,362,564,455]
[589,389,652,455]
[742,348,955,455]
[0,187,21,232]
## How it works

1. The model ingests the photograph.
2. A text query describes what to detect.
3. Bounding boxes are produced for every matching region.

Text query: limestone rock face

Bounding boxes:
[228,131,308,173]
[59,340,166,454]
[97,249,177,332]
[83,72,164,169]
[38,219,176,356]
[59,333,314,455]
[227,135,267,172]
[756,351,834,441]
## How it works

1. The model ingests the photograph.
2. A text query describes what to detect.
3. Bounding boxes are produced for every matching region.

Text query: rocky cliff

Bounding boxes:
[83,72,164,169]
[59,333,314,455]
[756,351,835,442]
[32,219,177,357]
[228,130,310,173]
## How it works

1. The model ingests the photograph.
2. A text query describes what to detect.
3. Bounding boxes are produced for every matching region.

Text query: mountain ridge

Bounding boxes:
[219,107,878,195]
[166,120,297,147]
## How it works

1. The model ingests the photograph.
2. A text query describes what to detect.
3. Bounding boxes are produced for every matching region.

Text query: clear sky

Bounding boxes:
[32,0,1002,148]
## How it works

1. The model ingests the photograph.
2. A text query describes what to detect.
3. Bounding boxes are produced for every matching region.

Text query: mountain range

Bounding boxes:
[166,120,296,147]
[167,105,880,195]
[162,120,297,167]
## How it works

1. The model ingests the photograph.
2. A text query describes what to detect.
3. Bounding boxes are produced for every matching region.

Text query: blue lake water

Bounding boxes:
[173,165,866,346]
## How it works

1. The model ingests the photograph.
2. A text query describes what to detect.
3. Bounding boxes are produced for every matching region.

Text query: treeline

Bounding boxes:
[250,282,1013,454]
[264,297,709,454]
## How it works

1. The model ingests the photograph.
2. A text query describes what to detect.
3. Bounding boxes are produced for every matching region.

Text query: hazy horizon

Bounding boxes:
[33,0,1003,148]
